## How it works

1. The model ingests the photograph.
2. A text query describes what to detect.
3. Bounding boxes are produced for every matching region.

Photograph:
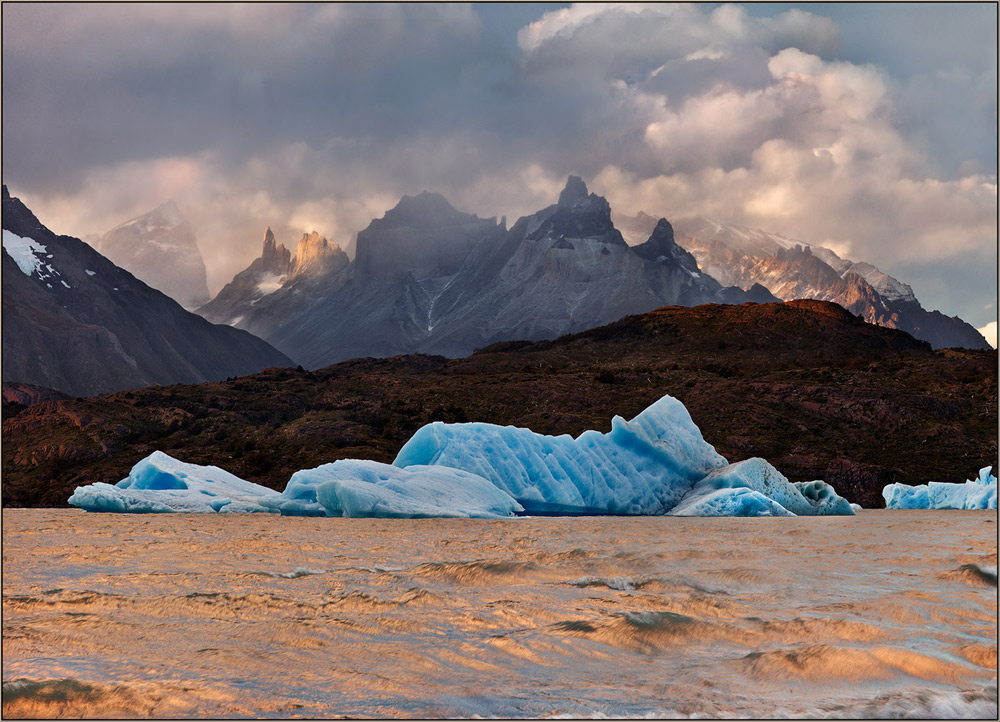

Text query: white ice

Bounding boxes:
[68,451,279,513]
[3,230,48,277]
[260,459,523,518]
[393,395,729,515]
[670,458,854,517]
[882,466,997,510]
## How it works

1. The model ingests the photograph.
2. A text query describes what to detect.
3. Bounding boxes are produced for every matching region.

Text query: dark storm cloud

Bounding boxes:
[2,3,995,334]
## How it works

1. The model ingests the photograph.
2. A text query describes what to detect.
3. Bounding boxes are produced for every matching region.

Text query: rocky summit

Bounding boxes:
[200,177,770,368]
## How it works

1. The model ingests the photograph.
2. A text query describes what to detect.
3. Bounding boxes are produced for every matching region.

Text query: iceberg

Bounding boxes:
[68,451,280,513]
[393,395,729,515]
[262,460,523,518]
[669,458,854,517]
[882,466,997,510]
[68,394,858,518]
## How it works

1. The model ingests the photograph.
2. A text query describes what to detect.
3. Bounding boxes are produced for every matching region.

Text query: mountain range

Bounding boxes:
[200,177,777,367]
[617,212,989,350]
[1,186,293,397]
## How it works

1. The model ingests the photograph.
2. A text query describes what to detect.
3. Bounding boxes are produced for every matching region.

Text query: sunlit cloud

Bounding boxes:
[2,2,995,324]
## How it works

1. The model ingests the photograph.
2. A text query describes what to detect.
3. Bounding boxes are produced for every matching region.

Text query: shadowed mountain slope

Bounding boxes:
[2,187,294,397]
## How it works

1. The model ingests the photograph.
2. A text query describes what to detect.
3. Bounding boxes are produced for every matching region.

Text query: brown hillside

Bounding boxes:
[3,300,996,509]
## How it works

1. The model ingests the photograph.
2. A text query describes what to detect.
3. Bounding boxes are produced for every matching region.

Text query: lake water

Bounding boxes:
[2,509,996,719]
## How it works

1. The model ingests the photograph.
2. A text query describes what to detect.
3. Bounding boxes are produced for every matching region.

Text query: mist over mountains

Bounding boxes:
[1,187,293,397]
[200,176,987,367]
[97,201,210,310]
[199,177,780,368]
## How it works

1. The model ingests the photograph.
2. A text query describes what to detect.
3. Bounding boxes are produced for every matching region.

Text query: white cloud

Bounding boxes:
[977,321,997,349]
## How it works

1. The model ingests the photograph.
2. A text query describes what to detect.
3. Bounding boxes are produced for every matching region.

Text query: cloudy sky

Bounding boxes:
[3,2,996,336]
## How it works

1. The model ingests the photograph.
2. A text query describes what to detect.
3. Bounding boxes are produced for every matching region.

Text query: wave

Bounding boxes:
[248,567,326,579]
[743,644,971,683]
[940,563,998,587]
[1,678,153,719]
[552,610,719,653]
[412,559,541,585]
[816,683,998,719]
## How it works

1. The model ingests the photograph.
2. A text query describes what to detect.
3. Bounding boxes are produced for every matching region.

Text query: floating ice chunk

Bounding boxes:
[319,461,522,518]
[393,395,729,515]
[882,483,930,510]
[261,460,522,518]
[670,458,854,517]
[670,487,795,517]
[882,465,997,510]
[68,451,279,513]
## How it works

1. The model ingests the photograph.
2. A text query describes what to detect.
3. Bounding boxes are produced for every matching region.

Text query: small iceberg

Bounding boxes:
[669,459,854,517]
[262,460,524,518]
[69,394,857,518]
[68,450,279,513]
[882,466,997,510]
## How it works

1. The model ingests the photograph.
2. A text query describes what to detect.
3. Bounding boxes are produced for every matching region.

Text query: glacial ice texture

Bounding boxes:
[68,451,279,513]
[882,466,997,510]
[670,458,854,517]
[393,395,729,515]
[263,460,524,518]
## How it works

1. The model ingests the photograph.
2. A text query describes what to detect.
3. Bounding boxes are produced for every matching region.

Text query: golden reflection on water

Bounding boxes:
[2,509,996,718]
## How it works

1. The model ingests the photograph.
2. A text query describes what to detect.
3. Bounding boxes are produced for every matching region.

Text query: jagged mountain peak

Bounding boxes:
[259,227,292,275]
[526,176,624,246]
[631,217,704,278]
[557,175,590,208]
[292,231,346,276]
[374,191,476,231]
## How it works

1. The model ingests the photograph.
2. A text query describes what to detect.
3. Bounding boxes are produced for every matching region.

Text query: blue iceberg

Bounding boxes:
[670,458,854,517]
[393,395,728,515]
[68,450,279,513]
[882,466,997,510]
[262,460,524,518]
[69,394,858,518]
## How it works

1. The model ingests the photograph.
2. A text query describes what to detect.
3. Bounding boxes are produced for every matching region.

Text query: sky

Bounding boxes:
[2,2,996,336]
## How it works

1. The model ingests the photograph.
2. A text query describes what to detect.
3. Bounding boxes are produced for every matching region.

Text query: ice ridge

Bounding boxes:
[882,466,997,510]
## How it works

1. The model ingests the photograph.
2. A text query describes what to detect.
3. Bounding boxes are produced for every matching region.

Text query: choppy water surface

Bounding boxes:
[2,509,996,719]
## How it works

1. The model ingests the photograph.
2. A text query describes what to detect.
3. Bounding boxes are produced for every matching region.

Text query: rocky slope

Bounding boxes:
[201,178,771,368]
[2,187,294,397]
[98,200,210,309]
[4,300,995,509]
[616,212,988,350]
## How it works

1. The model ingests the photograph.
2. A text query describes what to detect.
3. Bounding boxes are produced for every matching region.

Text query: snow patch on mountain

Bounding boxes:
[2,230,48,277]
